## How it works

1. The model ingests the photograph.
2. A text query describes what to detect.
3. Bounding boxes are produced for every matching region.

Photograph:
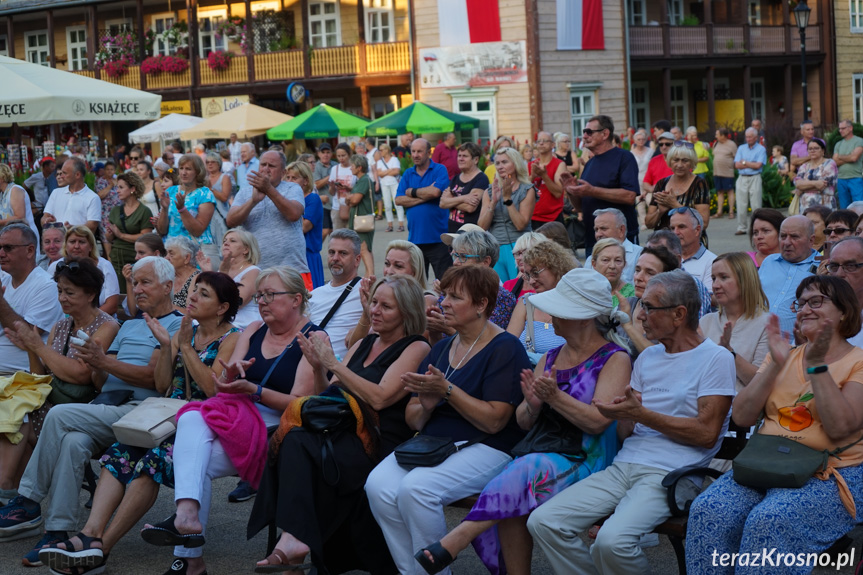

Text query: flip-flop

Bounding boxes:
[254,547,311,573]
[414,541,454,575]
[141,514,205,548]
[39,532,104,570]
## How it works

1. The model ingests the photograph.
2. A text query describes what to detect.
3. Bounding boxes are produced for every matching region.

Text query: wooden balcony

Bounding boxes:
[254,50,304,81]
[366,42,411,73]
[200,57,249,85]
[146,69,192,90]
[72,70,96,79]
[630,23,822,60]
[311,45,359,76]
[102,65,142,90]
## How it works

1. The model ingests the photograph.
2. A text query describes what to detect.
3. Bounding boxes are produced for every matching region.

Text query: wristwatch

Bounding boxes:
[249,384,263,402]
[503,199,513,206]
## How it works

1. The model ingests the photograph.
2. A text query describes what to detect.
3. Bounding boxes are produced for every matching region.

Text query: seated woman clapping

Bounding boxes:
[414,268,631,575]
[140,266,321,575]
[365,265,532,575]
[36,272,240,574]
[0,259,119,503]
[686,275,863,573]
[248,274,431,574]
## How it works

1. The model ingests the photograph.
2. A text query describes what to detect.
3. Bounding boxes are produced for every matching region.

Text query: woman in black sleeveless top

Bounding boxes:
[248,275,430,575]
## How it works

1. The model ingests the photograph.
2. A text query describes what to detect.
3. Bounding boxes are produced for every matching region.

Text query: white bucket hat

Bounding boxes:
[441,223,486,246]
[529,268,630,325]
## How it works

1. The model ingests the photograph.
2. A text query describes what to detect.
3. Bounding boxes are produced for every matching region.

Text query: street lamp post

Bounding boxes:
[793,1,811,121]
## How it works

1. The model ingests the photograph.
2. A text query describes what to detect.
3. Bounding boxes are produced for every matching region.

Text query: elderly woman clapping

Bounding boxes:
[645,142,711,231]
[365,265,531,575]
[686,275,863,573]
[165,236,200,313]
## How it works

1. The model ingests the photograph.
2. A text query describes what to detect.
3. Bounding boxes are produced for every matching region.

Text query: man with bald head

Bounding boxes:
[825,237,863,348]
[530,130,566,230]
[395,138,452,278]
[759,215,817,340]
[733,127,768,235]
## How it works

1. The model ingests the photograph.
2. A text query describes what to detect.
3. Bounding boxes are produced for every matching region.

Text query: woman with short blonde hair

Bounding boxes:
[48,226,121,315]
[645,142,711,231]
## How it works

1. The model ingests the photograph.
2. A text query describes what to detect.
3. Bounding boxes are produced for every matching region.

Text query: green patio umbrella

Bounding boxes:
[267,104,369,140]
[364,102,478,136]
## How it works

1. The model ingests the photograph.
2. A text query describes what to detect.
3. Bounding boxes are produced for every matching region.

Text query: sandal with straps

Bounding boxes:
[415,541,455,575]
[254,548,312,573]
[47,553,109,575]
[39,532,104,570]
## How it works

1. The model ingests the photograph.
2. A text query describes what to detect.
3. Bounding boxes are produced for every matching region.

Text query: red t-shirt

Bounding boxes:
[643,154,673,189]
[529,156,564,222]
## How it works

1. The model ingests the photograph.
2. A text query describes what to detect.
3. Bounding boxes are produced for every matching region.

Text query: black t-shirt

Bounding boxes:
[447,171,490,233]
[580,147,640,252]
[650,175,711,230]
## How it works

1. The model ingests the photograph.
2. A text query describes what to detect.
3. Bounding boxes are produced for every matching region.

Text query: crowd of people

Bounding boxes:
[0,113,862,575]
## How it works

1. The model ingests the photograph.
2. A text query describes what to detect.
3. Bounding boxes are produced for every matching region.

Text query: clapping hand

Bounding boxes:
[593,386,644,421]
[532,162,547,180]
[719,321,734,352]
[143,312,172,348]
[174,190,187,212]
[403,364,449,410]
[196,251,212,272]
[4,320,41,352]
[804,318,833,367]
[358,275,376,317]
[216,356,256,383]
[766,314,792,368]
[297,330,338,371]
[177,315,194,348]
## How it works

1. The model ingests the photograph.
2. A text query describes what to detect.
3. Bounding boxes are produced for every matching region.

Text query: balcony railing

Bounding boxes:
[254,50,304,80]
[200,57,249,85]
[311,45,359,76]
[146,69,192,90]
[630,23,822,58]
[103,65,142,90]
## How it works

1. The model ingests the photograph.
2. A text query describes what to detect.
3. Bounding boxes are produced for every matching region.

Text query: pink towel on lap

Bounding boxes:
[178,392,267,488]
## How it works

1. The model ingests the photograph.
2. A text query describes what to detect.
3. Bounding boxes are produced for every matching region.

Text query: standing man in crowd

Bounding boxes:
[313,143,334,242]
[227,150,310,286]
[23,156,55,219]
[432,133,459,180]
[670,126,683,141]
[712,128,738,219]
[751,118,764,139]
[641,132,674,200]
[228,133,242,167]
[393,132,414,157]
[790,120,825,174]
[759,215,816,340]
[651,119,671,157]
[529,131,566,230]
[236,143,259,190]
[733,127,767,236]
[395,138,452,279]
[833,119,863,208]
[40,157,100,233]
[565,115,640,251]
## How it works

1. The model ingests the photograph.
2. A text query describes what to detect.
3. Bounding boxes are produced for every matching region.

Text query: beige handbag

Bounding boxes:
[353,214,375,233]
[111,362,192,448]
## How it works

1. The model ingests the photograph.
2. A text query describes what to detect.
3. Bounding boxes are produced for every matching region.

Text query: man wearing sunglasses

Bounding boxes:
[734,127,768,235]
[641,132,674,201]
[562,115,640,252]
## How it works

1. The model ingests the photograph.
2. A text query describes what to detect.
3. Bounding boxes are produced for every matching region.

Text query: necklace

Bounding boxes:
[445,322,487,380]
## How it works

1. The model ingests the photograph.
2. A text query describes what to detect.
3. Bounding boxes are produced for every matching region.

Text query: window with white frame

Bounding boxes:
[748,0,761,25]
[0,35,7,57]
[667,0,684,25]
[152,13,176,56]
[854,75,863,124]
[25,31,49,66]
[66,27,88,71]
[630,82,650,130]
[199,10,227,56]
[628,0,646,25]
[366,0,394,43]
[670,80,688,128]
[852,0,863,32]
[568,85,598,137]
[447,88,497,147]
[106,18,133,36]
[751,78,765,124]
[309,0,340,48]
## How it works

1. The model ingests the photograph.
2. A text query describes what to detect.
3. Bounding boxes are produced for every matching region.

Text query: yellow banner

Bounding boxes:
[161,100,191,116]
[201,95,251,119]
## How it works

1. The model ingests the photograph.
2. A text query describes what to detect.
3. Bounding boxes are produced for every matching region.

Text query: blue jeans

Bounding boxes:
[837,179,863,209]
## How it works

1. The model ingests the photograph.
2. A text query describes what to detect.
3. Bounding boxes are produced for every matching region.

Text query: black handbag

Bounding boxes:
[394,433,487,470]
[300,395,355,434]
[511,404,585,459]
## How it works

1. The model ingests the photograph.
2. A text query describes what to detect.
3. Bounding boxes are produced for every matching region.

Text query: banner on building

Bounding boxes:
[161,100,192,116]
[437,0,501,47]
[419,41,526,89]
[200,95,250,119]
[557,0,605,50]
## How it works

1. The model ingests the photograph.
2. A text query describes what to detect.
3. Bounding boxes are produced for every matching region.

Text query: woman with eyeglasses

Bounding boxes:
[0,164,40,252]
[553,132,578,176]
[503,232,549,298]
[478,147,536,282]
[824,209,857,242]
[105,172,154,294]
[38,224,66,271]
[645,142,711,231]
[793,139,838,210]
[48,226,121,316]
[0,258,119,503]
[687,275,863,574]
[507,241,577,364]
[39,272,241,575]
[141,267,322,575]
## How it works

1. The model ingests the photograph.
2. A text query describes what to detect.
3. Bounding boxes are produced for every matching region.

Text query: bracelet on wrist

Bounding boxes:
[178,206,188,213]
[444,384,453,402]
[806,365,828,374]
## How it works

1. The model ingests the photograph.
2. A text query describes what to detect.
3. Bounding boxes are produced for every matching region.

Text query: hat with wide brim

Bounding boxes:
[441,223,486,246]
[529,268,618,320]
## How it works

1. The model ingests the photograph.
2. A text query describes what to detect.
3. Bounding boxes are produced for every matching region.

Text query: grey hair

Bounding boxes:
[0,222,37,246]
[256,266,310,314]
[165,236,200,261]
[745,127,759,137]
[329,228,362,255]
[350,154,369,172]
[261,149,287,169]
[800,120,814,128]
[647,269,700,331]
[833,236,863,253]
[133,256,175,298]
[593,208,626,229]
[241,142,256,154]
[68,157,87,179]
[553,132,569,145]
[513,231,548,253]
[671,206,703,229]
[205,151,221,166]
[646,230,683,256]
[847,201,863,214]
[685,126,698,136]
[451,230,500,267]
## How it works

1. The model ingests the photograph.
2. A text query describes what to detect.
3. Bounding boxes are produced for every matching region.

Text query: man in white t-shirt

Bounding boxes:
[228,133,243,167]
[0,223,64,375]
[671,208,716,292]
[40,157,101,233]
[308,229,364,360]
[528,270,735,575]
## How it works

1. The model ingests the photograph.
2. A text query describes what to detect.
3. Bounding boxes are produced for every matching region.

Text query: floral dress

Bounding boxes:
[794,159,838,209]
[463,342,625,575]
[99,325,239,488]
[97,177,121,239]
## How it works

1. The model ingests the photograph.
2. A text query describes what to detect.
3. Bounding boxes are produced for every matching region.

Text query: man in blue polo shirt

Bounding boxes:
[759,215,816,341]
[395,138,452,279]
[734,128,768,235]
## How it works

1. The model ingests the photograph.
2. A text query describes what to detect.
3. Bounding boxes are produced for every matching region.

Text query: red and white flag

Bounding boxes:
[557,0,605,50]
[437,0,501,47]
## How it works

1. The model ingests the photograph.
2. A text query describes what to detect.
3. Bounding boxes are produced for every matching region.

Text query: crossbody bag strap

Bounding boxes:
[318,277,362,330]
[524,294,536,354]
[831,434,863,456]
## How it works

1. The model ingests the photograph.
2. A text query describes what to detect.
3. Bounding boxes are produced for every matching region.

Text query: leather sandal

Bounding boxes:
[141,514,205,548]
[39,532,104,570]
[254,547,311,573]
[414,541,455,575]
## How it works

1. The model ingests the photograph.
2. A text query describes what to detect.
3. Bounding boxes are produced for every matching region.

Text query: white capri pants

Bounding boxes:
[381,183,404,223]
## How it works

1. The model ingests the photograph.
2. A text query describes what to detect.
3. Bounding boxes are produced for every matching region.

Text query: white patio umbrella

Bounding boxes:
[0,55,161,127]
[179,103,292,140]
[128,114,205,144]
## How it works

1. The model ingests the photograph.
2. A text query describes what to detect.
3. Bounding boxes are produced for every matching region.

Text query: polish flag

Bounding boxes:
[437,0,501,47]
[557,0,605,50]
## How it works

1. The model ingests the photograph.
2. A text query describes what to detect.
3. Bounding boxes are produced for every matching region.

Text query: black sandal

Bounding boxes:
[39,532,104,570]
[47,553,108,575]
[414,541,454,575]
[141,514,205,548]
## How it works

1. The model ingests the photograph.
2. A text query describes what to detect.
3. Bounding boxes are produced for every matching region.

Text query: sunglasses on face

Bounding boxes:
[582,128,607,136]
